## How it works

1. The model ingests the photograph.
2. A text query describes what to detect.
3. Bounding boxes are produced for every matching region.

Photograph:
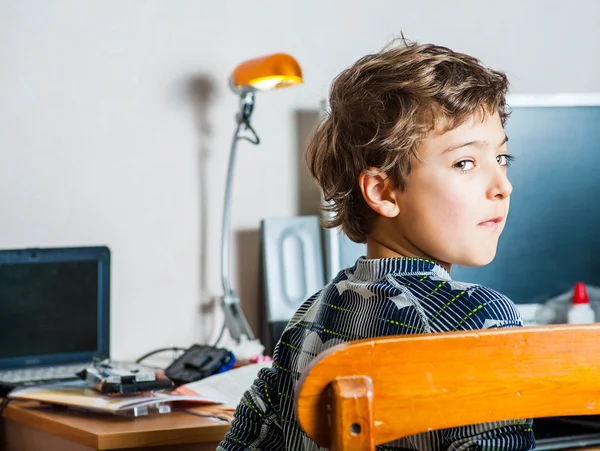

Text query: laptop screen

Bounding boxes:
[0,247,110,369]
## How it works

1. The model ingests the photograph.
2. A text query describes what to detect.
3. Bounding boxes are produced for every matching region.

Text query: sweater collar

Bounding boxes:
[351,256,452,281]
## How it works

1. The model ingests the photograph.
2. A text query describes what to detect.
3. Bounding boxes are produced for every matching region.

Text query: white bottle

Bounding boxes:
[567,282,595,324]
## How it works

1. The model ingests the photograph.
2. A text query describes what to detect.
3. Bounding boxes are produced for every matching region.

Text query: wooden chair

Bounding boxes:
[295,324,600,450]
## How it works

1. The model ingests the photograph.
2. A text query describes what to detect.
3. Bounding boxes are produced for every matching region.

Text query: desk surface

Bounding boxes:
[10,400,600,451]
[3,400,229,450]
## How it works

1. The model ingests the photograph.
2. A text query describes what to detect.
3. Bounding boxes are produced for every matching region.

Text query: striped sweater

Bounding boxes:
[218,257,535,451]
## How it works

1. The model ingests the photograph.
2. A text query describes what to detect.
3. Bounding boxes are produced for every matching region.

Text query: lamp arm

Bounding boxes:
[219,91,259,342]
[220,120,243,296]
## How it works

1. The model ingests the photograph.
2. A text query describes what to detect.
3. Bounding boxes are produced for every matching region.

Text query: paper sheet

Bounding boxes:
[181,362,271,409]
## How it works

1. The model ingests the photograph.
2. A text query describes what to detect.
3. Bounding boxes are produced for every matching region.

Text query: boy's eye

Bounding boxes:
[454,160,475,171]
[497,154,515,167]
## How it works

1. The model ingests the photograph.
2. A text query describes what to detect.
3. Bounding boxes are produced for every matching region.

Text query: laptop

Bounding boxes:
[0,246,110,396]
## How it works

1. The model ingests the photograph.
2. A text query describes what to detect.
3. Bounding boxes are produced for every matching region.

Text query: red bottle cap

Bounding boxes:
[573,282,590,305]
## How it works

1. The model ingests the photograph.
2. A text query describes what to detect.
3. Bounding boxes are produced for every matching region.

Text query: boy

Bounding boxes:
[218,38,535,451]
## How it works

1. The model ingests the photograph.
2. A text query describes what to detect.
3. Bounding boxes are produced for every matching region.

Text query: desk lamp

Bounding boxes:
[219,53,303,345]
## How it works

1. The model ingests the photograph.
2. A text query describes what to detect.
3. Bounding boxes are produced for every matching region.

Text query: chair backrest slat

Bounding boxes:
[295,324,600,449]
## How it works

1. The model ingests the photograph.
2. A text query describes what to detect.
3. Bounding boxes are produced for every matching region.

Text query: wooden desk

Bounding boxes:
[8,400,600,451]
[1,400,229,450]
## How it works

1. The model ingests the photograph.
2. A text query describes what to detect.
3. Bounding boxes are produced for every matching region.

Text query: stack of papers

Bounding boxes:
[9,381,224,416]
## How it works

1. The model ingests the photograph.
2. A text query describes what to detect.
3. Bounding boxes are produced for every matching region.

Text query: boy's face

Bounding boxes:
[393,111,512,268]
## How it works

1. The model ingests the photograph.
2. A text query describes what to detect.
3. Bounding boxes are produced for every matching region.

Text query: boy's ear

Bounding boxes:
[358,168,400,218]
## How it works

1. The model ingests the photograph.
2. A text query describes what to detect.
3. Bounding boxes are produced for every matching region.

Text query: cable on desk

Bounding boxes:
[135,347,187,365]
[212,323,227,347]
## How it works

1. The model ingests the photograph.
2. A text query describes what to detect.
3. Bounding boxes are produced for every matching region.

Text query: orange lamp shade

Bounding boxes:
[231,53,303,91]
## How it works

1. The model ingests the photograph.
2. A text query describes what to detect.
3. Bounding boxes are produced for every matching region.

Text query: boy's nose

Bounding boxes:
[488,167,513,200]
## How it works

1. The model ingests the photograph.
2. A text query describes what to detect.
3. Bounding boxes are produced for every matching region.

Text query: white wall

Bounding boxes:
[1,0,599,360]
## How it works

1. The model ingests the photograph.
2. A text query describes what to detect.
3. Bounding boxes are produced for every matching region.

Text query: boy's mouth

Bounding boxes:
[478,216,504,228]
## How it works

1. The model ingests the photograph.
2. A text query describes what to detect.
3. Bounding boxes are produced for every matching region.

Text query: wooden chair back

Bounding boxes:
[295,324,600,450]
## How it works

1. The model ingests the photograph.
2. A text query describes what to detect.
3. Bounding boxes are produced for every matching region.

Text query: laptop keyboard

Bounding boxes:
[0,363,87,384]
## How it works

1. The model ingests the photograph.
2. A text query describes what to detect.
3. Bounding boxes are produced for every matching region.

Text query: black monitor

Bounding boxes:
[324,94,600,306]
[452,95,600,304]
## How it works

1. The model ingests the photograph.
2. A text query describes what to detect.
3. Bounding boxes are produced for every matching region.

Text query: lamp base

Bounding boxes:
[221,292,256,341]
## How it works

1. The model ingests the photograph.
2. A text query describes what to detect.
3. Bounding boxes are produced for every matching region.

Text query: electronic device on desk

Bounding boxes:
[78,359,174,395]
[164,345,235,385]
[0,246,112,397]
[260,217,325,355]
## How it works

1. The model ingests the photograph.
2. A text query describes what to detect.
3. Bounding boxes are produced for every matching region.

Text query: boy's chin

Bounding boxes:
[454,249,498,267]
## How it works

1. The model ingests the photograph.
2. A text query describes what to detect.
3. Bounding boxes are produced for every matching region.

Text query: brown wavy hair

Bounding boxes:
[305,37,510,243]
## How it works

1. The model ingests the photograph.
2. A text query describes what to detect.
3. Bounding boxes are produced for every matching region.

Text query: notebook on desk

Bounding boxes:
[0,246,111,397]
